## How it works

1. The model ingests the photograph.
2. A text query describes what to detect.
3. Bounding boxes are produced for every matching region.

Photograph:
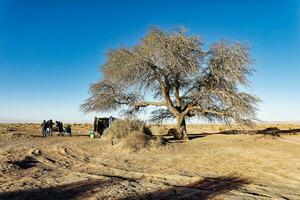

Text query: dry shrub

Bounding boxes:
[114,132,166,152]
[103,118,166,152]
[103,118,152,139]
[117,131,151,152]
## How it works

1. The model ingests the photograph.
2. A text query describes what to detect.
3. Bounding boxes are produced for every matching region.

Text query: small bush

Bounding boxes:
[119,131,151,151]
[102,118,165,151]
[103,118,152,139]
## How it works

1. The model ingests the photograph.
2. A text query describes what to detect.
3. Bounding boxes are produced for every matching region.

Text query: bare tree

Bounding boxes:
[81,27,260,140]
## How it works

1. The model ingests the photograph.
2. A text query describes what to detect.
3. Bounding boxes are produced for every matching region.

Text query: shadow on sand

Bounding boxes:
[125,176,249,200]
[0,178,122,200]
[186,127,300,140]
[0,175,249,200]
[219,127,300,137]
[7,156,38,169]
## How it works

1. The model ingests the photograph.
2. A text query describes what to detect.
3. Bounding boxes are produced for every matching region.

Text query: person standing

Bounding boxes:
[41,120,46,137]
[58,121,64,136]
[48,119,54,136]
[56,121,61,136]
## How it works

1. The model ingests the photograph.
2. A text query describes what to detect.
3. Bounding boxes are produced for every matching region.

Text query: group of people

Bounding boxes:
[41,120,71,137]
[41,119,54,137]
[55,121,65,136]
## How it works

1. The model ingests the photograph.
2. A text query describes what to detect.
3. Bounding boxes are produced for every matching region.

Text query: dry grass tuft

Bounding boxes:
[103,118,152,139]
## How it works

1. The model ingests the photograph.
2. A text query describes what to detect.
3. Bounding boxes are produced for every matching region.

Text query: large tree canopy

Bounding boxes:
[81,27,260,140]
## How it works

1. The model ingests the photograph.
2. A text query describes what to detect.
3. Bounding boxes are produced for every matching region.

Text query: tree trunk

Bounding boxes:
[175,116,189,140]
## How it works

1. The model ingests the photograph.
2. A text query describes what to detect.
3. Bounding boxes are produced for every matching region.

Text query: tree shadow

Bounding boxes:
[187,127,300,140]
[126,176,249,200]
[188,133,212,140]
[165,133,211,142]
[219,127,300,137]
[0,175,249,200]
[0,178,122,200]
[258,128,300,136]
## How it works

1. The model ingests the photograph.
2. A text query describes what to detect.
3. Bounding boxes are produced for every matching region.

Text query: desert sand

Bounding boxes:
[0,123,300,199]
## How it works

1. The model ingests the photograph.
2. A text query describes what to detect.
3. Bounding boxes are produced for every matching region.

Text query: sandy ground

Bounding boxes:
[0,123,300,200]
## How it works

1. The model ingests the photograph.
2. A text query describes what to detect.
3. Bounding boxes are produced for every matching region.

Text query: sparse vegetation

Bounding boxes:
[103,118,152,139]
[102,118,165,151]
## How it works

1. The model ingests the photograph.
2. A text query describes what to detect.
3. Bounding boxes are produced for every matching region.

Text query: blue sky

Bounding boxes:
[0,0,299,123]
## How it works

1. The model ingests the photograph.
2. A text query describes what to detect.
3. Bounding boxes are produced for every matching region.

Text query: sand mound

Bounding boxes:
[102,118,166,152]
[108,131,165,152]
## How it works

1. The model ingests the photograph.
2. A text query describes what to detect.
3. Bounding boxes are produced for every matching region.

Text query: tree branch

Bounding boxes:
[184,106,229,117]
[174,78,181,107]
[130,101,166,107]
[149,65,180,116]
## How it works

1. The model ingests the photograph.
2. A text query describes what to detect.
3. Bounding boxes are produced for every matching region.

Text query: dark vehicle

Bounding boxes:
[94,116,115,135]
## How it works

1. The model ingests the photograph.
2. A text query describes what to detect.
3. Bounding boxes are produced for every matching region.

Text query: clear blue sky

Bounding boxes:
[0,0,299,123]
